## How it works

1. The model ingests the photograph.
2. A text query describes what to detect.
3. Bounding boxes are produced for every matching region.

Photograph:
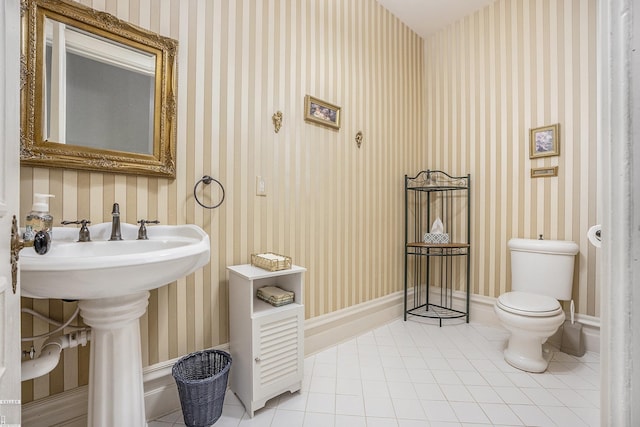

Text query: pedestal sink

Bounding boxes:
[20,222,210,427]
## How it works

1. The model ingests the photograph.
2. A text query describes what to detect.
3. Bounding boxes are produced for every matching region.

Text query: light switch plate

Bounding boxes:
[256,176,267,196]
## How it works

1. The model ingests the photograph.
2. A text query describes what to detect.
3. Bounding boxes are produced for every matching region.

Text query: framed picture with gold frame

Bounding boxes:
[304,95,341,129]
[529,124,560,159]
[531,166,558,178]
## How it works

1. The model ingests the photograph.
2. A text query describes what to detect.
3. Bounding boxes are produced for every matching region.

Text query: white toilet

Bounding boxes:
[495,238,579,373]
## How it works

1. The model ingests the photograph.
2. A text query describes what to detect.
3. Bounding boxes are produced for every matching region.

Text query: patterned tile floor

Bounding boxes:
[150,318,600,427]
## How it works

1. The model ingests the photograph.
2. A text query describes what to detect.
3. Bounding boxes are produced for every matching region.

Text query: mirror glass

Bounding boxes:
[44,19,156,154]
[22,0,178,178]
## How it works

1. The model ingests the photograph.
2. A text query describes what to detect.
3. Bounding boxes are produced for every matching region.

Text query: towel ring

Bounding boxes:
[193,175,225,209]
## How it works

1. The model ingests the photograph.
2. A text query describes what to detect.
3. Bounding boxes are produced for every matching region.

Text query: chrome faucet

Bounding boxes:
[109,203,123,241]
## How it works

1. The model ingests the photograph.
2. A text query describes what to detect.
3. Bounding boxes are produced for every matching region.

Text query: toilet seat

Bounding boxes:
[497,291,562,317]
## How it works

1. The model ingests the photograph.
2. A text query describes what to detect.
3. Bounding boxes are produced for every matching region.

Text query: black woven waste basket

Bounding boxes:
[172,350,232,427]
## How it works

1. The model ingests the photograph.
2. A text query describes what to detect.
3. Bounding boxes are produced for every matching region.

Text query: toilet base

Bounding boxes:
[504,341,554,373]
[494,300,565,374]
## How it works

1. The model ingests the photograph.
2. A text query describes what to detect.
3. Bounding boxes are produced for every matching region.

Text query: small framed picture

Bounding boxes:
[304,95,341,129]
[531,166,558,178]
[529,123,560,158]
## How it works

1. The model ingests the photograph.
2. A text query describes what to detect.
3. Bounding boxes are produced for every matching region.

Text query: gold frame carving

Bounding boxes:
[21,0,178,178]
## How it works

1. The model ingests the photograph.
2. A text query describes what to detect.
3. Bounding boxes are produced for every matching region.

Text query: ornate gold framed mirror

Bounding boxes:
[21,0,178,178]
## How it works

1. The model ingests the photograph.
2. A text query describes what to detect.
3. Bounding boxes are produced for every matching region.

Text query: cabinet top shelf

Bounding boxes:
[227,264,306,280]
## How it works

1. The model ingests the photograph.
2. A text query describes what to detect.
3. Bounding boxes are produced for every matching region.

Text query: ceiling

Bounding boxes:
[377,0,495,39]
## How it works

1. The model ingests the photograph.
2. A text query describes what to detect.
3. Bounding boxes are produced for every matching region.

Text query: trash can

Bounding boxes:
[172,349,232,427]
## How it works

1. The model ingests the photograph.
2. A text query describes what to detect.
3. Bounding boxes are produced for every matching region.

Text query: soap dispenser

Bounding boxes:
[24,193,55,242]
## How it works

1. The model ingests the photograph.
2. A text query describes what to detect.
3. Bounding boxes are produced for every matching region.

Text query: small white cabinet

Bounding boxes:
[227,264,306,417]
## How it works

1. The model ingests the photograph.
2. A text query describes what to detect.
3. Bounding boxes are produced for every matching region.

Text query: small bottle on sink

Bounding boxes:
[24,193,55,242]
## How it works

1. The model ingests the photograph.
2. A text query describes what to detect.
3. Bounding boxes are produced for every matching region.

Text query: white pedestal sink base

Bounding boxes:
[79,291,150,427]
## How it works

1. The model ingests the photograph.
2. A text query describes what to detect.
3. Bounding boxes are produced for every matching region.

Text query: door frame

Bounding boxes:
[0,0,23,424]
[598,0,640,425]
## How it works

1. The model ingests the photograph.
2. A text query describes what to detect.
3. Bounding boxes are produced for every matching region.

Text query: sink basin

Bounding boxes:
[20,222,210,299]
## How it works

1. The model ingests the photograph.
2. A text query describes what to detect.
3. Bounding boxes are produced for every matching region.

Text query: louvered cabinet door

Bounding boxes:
[227,264,306,417]
[251,305,304,411]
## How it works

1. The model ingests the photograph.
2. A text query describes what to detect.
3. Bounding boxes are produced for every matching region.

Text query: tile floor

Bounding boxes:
[150,318,600,427]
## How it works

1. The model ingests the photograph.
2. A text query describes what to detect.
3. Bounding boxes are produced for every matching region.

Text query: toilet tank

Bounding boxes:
[508,238,579,300]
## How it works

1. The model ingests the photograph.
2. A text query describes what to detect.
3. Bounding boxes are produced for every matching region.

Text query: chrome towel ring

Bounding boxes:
[193,175,225,209]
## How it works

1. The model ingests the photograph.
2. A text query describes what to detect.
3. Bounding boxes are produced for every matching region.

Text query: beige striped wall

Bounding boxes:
[20,0,601,406]
[424,0,598,315]
[20,0,425,403]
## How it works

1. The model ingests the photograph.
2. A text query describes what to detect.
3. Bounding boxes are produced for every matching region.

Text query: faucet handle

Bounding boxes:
[61,220,92,242]
[137,219,160,240]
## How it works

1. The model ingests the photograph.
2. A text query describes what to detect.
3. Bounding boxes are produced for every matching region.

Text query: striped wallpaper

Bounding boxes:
[20,0,425,403]
[19,0,600,407]
[424,0,598,314]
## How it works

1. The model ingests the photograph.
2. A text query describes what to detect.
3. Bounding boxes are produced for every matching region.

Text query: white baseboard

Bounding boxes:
[22,290,601,425]
[21,385,88,427]
[303,291,405,355]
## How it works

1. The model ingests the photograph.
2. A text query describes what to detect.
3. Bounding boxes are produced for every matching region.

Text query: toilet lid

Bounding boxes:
[497,291,562,317]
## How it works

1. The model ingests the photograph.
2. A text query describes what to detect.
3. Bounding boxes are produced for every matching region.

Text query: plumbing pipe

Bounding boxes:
[21,305,84,342]
[22,330,90,381]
